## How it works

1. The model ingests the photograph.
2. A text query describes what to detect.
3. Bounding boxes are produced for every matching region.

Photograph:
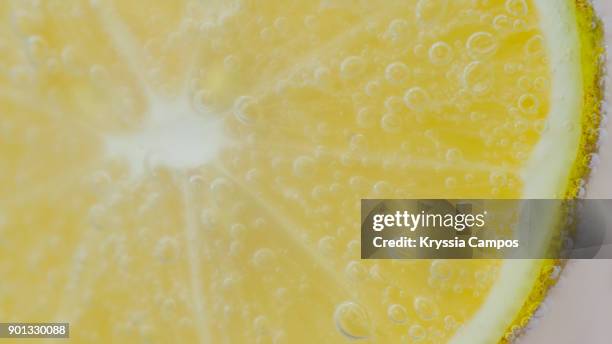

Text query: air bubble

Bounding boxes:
[466,32,498,59]
[373,181,393,195]
[444,315,457,330]
[387,19,409,40]
[345,261,367,280]
[274,17,288,31]
[387,304,408,323]
[193,89,211,112]
[381,113,402,133]
[224,55,239,71]
[234,96,258,124]
[61,46,76,66]
[27,36,48,60]
[505,0,528,16]
[154,236,179,263]
[404,87,430,112]
[493,15,511,31]
[462,61,491,95]
[89,65,109,84]
[350,134,366,150]
[513,19,527,31]
[385,62,409,84]
[253,315,268,333]
[445,177,457,189]
[428,42,453,65]
[314,67,331,86]
[430,260,453,280]
[252,248,276,269]
[340,56,365,79]
[408,324,426,341]
[318,236,336,253]
[365,80,382,97]
[356,107,377,128]
[293,156,315,178]
[200,208,219,227]
[445,148,462,163]
[210,178,232,202]
[489,171,508,186]
[533,77,549,91]
[334,302,370,340]
[414,297,439,320]
[525,35,544,56]
[416,0,448,24]
[518,93,539,114]
[385,96,404,114]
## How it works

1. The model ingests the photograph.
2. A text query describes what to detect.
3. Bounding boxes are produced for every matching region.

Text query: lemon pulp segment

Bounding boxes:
[0,0,602,343]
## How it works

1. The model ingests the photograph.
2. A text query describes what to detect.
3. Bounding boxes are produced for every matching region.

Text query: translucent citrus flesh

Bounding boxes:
[0,0,564,343]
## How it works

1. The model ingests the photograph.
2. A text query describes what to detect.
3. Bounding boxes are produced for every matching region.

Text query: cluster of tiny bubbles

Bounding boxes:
[413,296,439,321]
[333,301,371,340]
[340,56,366,79]
[387,304,409,324]
[385,62,410,84]
[428,41,453,65]
[154,236,179,263]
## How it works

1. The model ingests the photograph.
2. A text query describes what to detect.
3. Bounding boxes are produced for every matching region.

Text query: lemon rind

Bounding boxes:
[499,1,605,342]
[450,1,604,343]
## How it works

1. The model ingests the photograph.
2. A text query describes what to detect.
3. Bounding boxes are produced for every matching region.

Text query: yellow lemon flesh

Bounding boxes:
[0,0,602,343]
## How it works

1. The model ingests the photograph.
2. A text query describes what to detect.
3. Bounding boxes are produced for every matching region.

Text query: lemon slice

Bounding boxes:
[0,0,603,343]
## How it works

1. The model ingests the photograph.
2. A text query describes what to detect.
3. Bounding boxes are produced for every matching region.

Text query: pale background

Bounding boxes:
[519,1,612,343]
